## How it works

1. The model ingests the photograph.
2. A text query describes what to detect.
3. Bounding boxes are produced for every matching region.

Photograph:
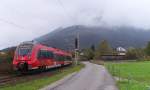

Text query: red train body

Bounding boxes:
[13,41,72,72]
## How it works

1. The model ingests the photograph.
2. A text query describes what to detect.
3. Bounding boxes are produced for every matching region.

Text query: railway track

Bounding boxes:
[0,76,17,85]
[0,65,71,87]
[0,71,53,86]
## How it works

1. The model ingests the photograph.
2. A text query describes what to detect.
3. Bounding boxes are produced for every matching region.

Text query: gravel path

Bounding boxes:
[41,62,118,90]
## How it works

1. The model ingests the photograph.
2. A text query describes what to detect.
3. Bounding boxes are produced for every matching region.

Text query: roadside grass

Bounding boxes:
[105,61,150,90]
[0,64,84,90]
[118,79,147,90]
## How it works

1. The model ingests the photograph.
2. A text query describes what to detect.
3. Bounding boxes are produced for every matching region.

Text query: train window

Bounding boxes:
[54,54,59,61]
[60,55,65,61]
[37,50,43,59]
[54,54,65,61]
[66,56,72,61]
[38,50,54,59]
[47,51,54,58]
[56,55,60,61]
[60,56,65,61]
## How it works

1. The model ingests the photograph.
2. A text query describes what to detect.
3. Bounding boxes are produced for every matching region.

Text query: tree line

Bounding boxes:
[80,40,150,61]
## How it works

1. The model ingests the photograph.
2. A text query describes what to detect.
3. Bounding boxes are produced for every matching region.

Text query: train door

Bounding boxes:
[53,54,62,67]
[37,49,54,67]
[37,50,47,66]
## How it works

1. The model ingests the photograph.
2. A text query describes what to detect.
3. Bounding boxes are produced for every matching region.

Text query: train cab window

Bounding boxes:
[19,48,31,56]
[38,50,54,59]
[18,44,33,56]
[17,45,32,56]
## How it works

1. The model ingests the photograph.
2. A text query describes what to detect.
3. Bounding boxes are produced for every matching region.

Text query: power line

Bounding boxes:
[0,0,74,30]
[0,1,74,30]
[0,18,47,31]
[56,0,74,22]
[0,18,25,29]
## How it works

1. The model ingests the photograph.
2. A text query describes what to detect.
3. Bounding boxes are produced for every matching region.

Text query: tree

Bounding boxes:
[83,48,94,60]
[145,41,150,56]
[80,45,96,60]
[126,48,137,59]
[126,48,146,60]
[94,40,113,59]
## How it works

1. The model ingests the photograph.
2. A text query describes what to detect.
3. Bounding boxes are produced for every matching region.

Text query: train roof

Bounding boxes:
[20,41,38,45]
[51,48,71,56]
[19,41,71,56]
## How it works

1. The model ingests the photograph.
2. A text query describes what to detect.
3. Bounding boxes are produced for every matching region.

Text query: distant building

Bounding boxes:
[116,47,126,55]
[100,47,127,60]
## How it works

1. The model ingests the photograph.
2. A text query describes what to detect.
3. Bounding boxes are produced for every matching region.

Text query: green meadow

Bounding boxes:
[105,61,150,90]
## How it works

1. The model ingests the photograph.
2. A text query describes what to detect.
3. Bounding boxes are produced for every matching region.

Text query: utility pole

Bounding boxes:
[75,33,79,65]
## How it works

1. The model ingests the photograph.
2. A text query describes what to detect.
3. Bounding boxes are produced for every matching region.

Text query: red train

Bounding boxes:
[13,41,73,72]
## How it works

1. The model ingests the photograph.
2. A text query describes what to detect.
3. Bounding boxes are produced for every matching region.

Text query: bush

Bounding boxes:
[0,49,15,74]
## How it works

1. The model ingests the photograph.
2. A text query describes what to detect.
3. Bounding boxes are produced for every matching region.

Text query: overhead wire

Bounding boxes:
[56,0,80,51]
[0,0,74,30]
[56,0,74,22]
[0,18,25,30]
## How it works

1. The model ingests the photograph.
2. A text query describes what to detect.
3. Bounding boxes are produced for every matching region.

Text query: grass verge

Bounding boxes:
[0,64,84,90]
[105,61,150,90]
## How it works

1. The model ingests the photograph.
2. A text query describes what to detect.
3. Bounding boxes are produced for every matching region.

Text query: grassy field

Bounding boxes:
[105,61,150,90]
[0,64,84,90]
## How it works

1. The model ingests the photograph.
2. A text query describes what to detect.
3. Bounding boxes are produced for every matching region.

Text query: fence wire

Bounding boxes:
[107,64,149,90]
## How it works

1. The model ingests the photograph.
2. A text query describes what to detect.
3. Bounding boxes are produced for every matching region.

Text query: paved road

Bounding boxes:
[42,62,118,90]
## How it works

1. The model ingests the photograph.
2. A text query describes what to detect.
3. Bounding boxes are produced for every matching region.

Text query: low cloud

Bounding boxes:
[0,0,150,49]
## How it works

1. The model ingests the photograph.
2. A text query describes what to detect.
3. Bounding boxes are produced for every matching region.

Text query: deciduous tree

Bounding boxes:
[94,40,113,59]
[145,41,150,56]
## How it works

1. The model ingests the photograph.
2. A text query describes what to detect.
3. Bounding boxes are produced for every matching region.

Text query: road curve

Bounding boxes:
[42,62,118,90]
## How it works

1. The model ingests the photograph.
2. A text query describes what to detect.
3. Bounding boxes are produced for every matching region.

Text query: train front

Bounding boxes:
[13,42,34,72]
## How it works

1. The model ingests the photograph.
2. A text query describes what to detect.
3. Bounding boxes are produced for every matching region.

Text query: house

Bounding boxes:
[100,47,127,60]
[116,47,126,55]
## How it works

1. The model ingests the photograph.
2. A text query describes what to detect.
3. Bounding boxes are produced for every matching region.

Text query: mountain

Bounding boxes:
[0,46,16,53]
[35,25,150,50]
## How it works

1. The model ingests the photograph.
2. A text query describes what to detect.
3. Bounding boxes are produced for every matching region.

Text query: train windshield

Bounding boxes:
[18,44,33,56]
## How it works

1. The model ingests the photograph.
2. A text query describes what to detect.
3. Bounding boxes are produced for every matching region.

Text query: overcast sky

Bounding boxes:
[0,0,150,49]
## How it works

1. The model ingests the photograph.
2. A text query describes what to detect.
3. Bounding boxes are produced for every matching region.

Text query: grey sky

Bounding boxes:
[0,0,150,49]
